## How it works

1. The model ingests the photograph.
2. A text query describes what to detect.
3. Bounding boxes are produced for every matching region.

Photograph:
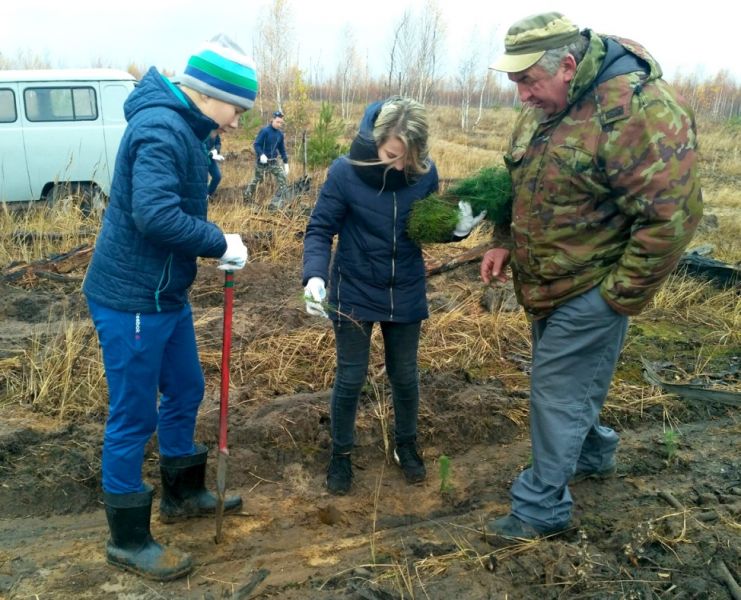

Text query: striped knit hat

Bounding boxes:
[181,34,258,110]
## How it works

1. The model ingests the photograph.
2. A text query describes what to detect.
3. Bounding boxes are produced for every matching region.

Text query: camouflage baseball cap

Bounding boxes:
[490,12,580,73]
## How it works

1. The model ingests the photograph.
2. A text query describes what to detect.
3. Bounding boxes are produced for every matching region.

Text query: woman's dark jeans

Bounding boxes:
[330,320,421,454]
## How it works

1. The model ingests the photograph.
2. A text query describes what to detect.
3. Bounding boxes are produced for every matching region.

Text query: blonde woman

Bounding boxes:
[302,97,480,495]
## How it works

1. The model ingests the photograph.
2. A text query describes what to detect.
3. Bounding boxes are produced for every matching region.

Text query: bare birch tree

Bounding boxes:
[412,0,444,103]
[254,0,294,113]
[336,25,360,121]
[385,1,444,103]
[474,25,501,128]
[386,10,413,96]
[456,33,481,130]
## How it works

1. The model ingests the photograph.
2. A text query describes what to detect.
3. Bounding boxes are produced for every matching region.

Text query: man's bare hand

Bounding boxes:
[480,248,511,284]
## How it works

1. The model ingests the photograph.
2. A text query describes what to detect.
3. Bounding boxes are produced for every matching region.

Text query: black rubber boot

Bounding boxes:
[104,484,192,581]
[159,443,242,524]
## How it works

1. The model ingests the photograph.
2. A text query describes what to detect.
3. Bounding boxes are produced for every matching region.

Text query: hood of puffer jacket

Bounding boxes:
[124,67,217,142]
[567,31,663,106]
[348,100,415,192]
[356,99,384,141]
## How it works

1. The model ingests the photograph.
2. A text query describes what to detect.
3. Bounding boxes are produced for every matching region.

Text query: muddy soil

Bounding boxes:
[0,250,739,600]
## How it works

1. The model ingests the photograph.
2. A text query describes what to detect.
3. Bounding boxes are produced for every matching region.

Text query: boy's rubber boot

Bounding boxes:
[159,443,242,524]
[104,484,192,581]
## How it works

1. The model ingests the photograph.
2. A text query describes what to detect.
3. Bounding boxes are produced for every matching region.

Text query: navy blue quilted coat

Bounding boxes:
[302,101,439,323]
[83,67,227,313]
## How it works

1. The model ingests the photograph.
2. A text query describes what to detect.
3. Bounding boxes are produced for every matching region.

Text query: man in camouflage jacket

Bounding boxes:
[479,12,702,540]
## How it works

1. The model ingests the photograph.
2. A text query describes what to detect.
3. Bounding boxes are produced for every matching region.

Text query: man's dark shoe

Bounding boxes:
[326,453,352,495]
[483,514,569,543]
[393,443,426,484]
[570,464,617,484]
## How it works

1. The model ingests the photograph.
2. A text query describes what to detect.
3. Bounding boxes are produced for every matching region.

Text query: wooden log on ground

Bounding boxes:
[1,243,93,283]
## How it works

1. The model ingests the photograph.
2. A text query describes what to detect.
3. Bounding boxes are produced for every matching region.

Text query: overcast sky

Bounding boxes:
[2,0,737,82]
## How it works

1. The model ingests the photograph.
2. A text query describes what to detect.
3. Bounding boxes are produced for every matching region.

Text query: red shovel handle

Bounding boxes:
[218,270,234,454]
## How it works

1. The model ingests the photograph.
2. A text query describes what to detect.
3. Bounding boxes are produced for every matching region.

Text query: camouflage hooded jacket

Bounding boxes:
[503,32,702,319]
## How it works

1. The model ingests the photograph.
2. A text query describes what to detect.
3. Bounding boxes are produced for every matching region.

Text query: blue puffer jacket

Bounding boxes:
[83,67,227,313]
[302,102,439,323]
[253,124,288,163]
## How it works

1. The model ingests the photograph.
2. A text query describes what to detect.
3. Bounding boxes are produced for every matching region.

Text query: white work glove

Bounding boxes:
[259,154,268,164]
[210,149,225,162]
[452,201,487,237]
[304,277,328,318]
[283,163,290,175]
[218,233,248,270]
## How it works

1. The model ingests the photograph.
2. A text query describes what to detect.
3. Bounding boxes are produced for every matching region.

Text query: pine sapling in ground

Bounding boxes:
[439,454,453,494]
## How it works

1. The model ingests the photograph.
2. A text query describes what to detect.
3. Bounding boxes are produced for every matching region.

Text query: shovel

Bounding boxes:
[215,269,234,543]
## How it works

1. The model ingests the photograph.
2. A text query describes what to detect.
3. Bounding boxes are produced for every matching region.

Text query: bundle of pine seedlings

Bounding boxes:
[407,166,512,244]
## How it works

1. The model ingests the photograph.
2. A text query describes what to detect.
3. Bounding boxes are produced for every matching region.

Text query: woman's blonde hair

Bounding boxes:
[373,96,431,176]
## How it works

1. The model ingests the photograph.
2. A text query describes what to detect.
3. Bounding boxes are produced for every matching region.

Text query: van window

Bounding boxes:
[0,89,16,123]
[24,87,98,122]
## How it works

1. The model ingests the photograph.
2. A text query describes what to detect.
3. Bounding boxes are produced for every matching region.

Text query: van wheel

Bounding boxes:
[81,184,107,218]
[47,183,107,218]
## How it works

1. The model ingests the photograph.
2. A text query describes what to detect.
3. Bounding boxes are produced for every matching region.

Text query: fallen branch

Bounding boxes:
[1,243,93,283]
[9,229,98,243]
[641,358,741,407]
[420,243,741,284]
[35,271,84,283]
[716,559,741,600]
[676,252,741,288]
[235,568,270,599]
[657,490,684,510]
[425,243,490,277]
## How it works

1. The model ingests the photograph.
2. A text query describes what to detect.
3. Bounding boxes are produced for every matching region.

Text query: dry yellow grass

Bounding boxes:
[1,105,738,425]
[5,318,106,420]
[0,202,96,265]
[698,117,741,178]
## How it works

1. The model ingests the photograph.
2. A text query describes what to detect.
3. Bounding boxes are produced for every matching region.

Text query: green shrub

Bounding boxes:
[307,102,347,169]
[726,115,741,129]
[240,111,264,140]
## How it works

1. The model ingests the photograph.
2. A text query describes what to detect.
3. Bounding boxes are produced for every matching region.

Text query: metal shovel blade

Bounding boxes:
[215,448,228,543]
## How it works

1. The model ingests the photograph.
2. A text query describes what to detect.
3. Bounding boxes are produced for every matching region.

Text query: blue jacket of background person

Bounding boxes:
[206,133,222,154]
[253,123,288,163]
[302,100,439,323]
[83,67,227,313]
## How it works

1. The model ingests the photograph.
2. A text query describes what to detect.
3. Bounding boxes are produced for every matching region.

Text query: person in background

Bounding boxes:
[83,34,258,581]
[302,96,483,495]
[243,110,289,208]
[479,12,702,540]
[206,131,225,197]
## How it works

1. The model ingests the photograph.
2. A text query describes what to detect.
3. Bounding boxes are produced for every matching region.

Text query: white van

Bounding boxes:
[0,68,136,212]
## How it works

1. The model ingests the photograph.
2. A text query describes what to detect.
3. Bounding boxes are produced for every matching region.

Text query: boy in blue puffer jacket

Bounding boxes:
[243,110,289,206]
[83,34,257,581]
[302,97,483,496]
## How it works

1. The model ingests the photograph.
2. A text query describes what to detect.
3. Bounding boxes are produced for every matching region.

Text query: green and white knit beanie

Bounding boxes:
[181,34,258,110]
